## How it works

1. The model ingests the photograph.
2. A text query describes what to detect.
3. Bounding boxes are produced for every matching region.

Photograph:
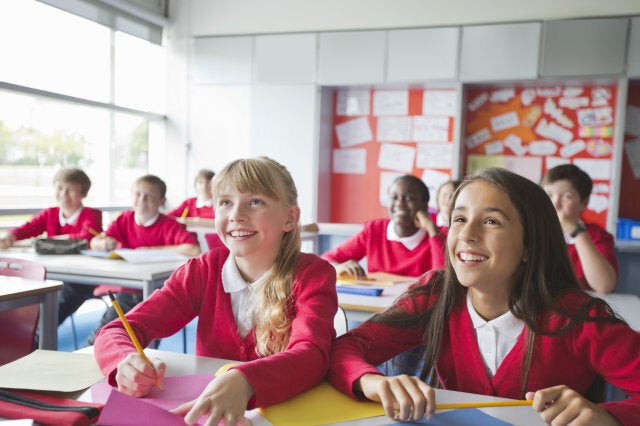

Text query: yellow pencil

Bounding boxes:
[107,291,162,390]
[86,227,101,237]
[180,207,189,218]
[435,400,533,410]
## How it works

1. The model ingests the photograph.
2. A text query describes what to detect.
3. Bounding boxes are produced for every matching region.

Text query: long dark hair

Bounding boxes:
[373,167,621,398]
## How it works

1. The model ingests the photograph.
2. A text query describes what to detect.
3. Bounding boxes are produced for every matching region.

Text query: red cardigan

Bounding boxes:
[328,279,640,425]
[568,223,618,291]
[166,197,215,219]
[94,250,338,408]
[10,206,102,242]
[105,211,197,248]
[321,218,445,276]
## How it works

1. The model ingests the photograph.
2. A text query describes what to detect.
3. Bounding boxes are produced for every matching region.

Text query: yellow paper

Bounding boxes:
[259,381,385,426]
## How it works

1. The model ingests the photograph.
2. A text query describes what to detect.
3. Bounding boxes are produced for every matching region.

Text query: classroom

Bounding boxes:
[2,1,640,425]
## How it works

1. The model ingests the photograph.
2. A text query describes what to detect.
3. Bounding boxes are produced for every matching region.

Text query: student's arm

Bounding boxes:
[415,210,441,238]
[5,208,51,242]
[70,207,103,241]
[572,227,617,294]
[321,223,370,278]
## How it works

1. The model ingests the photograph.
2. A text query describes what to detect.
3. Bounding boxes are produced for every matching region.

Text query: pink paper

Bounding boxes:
[92,374,214,425]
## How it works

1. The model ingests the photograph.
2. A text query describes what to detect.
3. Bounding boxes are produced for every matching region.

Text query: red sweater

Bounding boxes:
[568,223,618,291]
[321,218,445,276]
[105,211,197,248]
[94,251,338,408]
[166,197,215,219]
[10,206,102,242]
[328,278,640,425]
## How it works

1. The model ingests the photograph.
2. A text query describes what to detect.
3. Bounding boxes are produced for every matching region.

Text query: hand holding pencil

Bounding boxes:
[108,291,164,396]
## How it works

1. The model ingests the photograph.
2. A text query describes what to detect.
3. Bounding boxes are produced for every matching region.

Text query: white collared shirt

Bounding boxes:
[386,220,427,250]
[134,212,160,227]
[222,256,269,338]
[59,206,83,227]
[196,197,214,208]
[467,292,525,377]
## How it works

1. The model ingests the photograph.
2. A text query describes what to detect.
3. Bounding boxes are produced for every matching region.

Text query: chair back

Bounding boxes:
[334,306,348,337]
[0,257,46,365]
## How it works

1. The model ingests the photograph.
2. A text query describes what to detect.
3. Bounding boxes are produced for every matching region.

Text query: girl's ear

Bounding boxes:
[283,206,300,232]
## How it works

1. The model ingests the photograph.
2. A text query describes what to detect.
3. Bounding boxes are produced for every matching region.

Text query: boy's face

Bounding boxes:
[195,177,213,199]
[132,181,165,222]
[542,179,588,222]
[55,181,84,213]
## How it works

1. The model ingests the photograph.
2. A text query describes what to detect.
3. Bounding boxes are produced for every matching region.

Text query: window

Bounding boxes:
[0,0,165,222]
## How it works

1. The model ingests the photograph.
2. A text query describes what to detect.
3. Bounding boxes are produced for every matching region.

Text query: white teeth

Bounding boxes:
[459,253,487,262]
[230,231,253,237]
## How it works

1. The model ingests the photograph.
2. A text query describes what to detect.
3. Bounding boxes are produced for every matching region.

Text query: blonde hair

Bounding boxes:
[212,157,301,355]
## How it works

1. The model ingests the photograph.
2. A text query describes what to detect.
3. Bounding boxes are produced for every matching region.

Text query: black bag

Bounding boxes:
[34,238,87,255]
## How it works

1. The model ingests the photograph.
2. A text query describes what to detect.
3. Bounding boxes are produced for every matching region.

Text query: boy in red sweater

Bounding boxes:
[166,168,216,226]
[87,174,200,343]
[0,168,103,325]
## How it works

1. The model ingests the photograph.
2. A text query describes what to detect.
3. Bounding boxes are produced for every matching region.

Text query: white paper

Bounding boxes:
[423,90,456,116]
[560,139,586,158]
[466,128,491,149]
[468,92,488,111]
[529,140,558,156]
[376,116,412,142]
[335,117,373,147]
[336,89,370,116]
[537,87,562,97]
[412,116,450,142]
[416,143,453,169]
[113,249,188,264]
[373,90,409,116]
[544,98,574,128]
[332,148,367,174]
[593,183,610,194]
[588,193,609,214]
[585,139,612,157]
[377,143,416,172]
[421,169,451,209]
[559,96,589,109]
[521,89,536,107]
[535,118,573,145]
[491,111,519,132]
[625,105,640,136]
[504,156,543,182]
[577,107,613,126]
[490,88,515,103]
[563,87,584,97]
[379,171,404,206]
[624,138,640,179]
[485,140,504,155]
[504,134,527,156]
[592,87,612,107]
[573,158,612,180]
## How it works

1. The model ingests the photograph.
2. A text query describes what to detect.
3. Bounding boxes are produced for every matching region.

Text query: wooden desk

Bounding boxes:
[3,249,186,298]
[0,275,63,350]
[77,348,543,425]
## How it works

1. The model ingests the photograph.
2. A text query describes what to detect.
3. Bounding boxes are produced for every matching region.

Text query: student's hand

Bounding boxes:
[526,385,622,426]
[170,369,254,426]
[556,211,579,236]
[0,233,16,250]
[115,353,166,398]
[414,210,440,237]
[357,373,436,422]
[336,260,367,279]
[90,234,117,251]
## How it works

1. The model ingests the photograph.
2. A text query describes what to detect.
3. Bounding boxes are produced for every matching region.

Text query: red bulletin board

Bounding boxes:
[330,88,456,224]
[619,80,640,220]
[463,82,618,229]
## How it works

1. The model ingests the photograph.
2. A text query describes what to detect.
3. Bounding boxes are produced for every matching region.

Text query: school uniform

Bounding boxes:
[94,250,338,408]
[10,206,102,242]
[86,211,199,343]
[567,223,618,291]
[321,218,445,276]
[9,206,103,325]
[328,274,640,425]
[166,197,215,219]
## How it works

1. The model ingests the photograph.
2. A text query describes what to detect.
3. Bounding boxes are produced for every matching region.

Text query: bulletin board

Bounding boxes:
[463,83,618,229]
[330,88,457,224]
[620,81,640,220]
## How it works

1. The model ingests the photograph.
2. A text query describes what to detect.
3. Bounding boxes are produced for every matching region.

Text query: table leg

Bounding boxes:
[39,291,59,350]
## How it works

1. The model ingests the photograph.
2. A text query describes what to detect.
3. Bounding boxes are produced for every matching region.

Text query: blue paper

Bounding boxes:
[336,286,384,296]
[382,408,513,425]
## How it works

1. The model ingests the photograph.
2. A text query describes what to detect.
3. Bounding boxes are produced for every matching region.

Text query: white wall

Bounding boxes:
[188,0,640,36]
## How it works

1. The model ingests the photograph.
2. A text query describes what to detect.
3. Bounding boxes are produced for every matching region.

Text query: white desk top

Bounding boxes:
[0,275,63,301]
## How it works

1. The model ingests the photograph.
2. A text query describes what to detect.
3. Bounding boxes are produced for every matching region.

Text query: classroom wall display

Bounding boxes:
[620,81,640,221]
[463,82,618,229]
[330,88,456,224]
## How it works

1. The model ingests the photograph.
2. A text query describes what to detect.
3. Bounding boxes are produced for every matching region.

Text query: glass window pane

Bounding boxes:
[113,113,149,204]
[0,0,110,102]
[115,32,166,113]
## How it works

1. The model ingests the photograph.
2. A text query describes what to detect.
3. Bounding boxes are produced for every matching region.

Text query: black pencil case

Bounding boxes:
[35,238,87,255]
